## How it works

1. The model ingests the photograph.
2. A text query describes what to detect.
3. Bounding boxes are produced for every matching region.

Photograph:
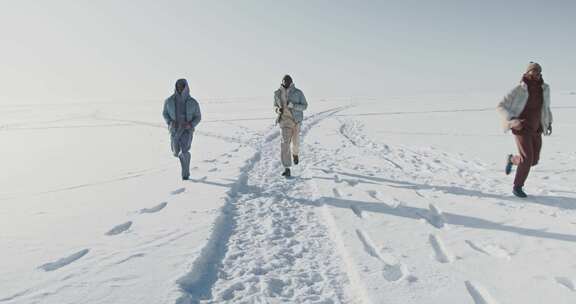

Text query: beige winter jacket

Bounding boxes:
[274,86,297,128]
[496,81,553,134]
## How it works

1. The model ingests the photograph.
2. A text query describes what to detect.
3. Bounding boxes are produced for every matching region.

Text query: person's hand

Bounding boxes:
[287,102,294,109]
[275,107,283,114]
[545,124,552,135]
[182,122,192,129]
[509,119,524,131]
[170,121,177,128]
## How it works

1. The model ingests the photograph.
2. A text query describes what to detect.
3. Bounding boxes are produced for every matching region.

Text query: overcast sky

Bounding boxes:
[0,0,574,104]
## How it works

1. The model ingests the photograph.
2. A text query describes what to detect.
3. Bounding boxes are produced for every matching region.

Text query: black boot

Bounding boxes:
[182,176,189,181]
[281,168,291,178]
[513,186,527,198]
[505,154,513,175]
[293,154,299,165]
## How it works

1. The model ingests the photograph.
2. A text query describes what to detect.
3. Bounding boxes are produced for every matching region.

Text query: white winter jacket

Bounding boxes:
[496,81,553,134]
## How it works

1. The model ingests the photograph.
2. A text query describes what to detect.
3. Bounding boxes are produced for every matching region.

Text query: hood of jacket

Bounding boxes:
[174,79,191,99]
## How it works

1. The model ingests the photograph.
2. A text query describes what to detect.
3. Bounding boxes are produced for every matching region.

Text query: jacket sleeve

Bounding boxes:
[274,90,281,110]
[546,87,553,125]
[291,90,308,111]
[190,101,202,129]
[496,86,521,130]
[162,100,172,127]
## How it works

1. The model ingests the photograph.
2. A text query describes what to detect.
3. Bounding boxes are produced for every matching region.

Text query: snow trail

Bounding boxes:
[176,107,363,303]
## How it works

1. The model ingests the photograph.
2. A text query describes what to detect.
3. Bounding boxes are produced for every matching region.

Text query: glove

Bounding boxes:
[509,119,524,131]
[545,124,552,135]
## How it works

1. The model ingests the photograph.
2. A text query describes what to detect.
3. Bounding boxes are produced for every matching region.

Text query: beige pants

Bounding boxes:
[281,123,301,168]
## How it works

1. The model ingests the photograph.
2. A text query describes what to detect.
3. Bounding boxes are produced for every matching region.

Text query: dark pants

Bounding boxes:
[512,132,542,187]
[171,129,193,178]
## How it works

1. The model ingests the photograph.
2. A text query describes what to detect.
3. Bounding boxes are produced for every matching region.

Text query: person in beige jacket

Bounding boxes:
[497,62,553,198]
[274,75,308,178]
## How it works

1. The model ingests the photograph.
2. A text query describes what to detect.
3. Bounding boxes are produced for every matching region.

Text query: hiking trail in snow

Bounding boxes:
[176,107,364,303]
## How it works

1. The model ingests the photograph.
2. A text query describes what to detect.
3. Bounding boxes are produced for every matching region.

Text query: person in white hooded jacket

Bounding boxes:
[274,75,308,178]
[497,62,553,198]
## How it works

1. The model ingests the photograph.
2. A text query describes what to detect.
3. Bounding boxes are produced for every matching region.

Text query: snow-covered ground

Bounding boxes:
[1,92,576,303]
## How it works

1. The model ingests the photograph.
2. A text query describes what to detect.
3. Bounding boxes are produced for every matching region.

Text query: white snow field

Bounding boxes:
[1,92,576,303]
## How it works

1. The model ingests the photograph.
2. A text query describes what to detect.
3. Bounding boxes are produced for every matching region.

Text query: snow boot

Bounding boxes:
[513,186,527,198]
[281,168,291,178]
[293,154,299,165]
[505,154,513,175]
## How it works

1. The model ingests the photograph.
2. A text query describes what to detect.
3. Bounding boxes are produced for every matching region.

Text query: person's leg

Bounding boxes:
[178,131,193,179]
[532,133,542,166]
[281,126,293,168]
[171,131,181,157]
[513,134,534,188]
[291,123,301,156]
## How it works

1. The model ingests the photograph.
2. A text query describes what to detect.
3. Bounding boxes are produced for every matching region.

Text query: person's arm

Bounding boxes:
[190,101,202,129]
[497,86,522,130]
[274,90,282,113]
[162,100,172,127]
[289,90,308,111]
[545,86,553,135]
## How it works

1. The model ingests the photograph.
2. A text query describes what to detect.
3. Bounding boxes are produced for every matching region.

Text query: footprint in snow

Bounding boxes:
[219,282,246,301]
[356,229,382,260]
[556,277,576,291]
[345,179,360,186]
[382,263,409,282]
[332,188,343,198]
[171,188,186,195]
[425,203,446,229]
[465,281,499,304]
[367,190,400,208]
[266,278,289,297]
[189,176,208,183]
[139,202,168,214]
[367,190,381,200]
[320,168,333,174]
[116,253,146,265]
[39,249,90,271]
[465,240,512,259]
[350,205,363,218]
[106,221,132,236]
[355,229,409,282]
[429,234,454,263]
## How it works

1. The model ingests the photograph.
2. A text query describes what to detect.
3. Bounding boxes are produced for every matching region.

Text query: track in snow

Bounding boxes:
[175,107,362,303]
[38,249,90,272]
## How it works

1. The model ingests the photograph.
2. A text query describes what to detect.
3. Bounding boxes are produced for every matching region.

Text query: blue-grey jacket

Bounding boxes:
[163,94,202,133]
[274,84,308,123]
